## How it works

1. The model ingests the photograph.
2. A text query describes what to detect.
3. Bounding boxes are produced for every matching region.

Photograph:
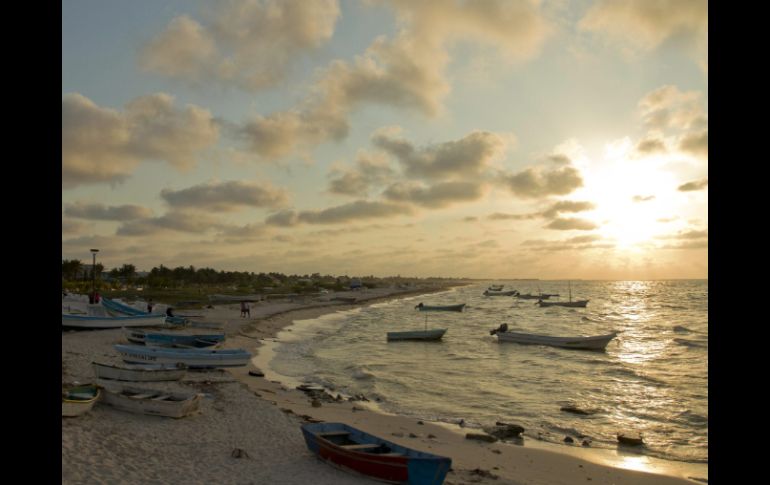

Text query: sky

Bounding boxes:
[62,0,708,280]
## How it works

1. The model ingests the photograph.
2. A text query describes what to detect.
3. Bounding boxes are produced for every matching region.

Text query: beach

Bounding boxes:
[62,286,705,484]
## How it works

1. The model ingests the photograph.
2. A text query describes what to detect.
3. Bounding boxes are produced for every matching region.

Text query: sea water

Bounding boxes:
[259,280,707,475]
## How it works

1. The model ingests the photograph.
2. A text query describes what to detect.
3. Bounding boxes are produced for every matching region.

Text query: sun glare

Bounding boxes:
[577,150,679,250]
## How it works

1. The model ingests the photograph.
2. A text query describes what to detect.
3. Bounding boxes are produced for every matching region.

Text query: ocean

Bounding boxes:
[258,280,707,471]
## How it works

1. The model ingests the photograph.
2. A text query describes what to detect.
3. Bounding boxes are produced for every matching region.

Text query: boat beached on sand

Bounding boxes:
[99,383,202,418]
[92,361,187,382]
[114,344,252,368]
[301,422,451,484]
[62,384,101,417]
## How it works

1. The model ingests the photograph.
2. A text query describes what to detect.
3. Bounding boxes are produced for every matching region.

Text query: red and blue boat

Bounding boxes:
[301,422,451,484]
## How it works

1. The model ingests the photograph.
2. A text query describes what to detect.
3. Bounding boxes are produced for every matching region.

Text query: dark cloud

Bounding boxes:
[502,166,584,199]
[382,181,484,208]
[266,200,413,226]
[161,181,289,211]
[677,179,708,191]
[64,202,153,220]
[544,218,599,230]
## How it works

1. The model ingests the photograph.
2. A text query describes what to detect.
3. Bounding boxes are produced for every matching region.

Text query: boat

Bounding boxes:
[490,324,617,351]
[92,361,187,382]
[487,284,504,291]
[415,302,465,312]
[124,329,226,348]
[536,299,588,307]
[301,422,452,485]
[62,313,171,329]
[62,384,101,417]
[483,290,519,296]
[535,281,588,307]
[516,293,550,300]
[114,344,252,368]
[101,297,146,316]
[99,383,202,418]
[387,329,447,341]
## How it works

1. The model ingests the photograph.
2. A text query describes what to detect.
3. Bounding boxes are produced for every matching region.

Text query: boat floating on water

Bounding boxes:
[490,324,617,351]
[415,303,466,312]
[387,329,447,341]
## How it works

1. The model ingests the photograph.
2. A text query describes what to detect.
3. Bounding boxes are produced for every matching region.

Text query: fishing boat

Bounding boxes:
[536,281,588,307]
[92,361,187,382]
[490,324,617,351]
[114,344,252,368]
[101,297,145,315]
[62,313,171,329]
[483,289,519,296]
[487,284,504,291]
[387,329,447,341]
[99,383,202,418]
[124,329,226,348]
[516,293,550,300]
[301,422,451,485]
[414,302,466,312]
[62,384,101,417]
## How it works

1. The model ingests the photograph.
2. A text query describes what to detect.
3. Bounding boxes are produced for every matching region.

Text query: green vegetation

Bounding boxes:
[62,260,468,305]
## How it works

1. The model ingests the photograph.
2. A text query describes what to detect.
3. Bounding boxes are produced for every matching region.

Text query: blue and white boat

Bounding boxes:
[145,332,225,349]
[114,344,252,368]
[62,313,170,329]
[101,298,146,316]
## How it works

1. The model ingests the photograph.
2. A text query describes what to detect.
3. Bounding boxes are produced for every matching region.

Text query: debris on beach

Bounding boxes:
[248,370,264,377]
[231,448,250,459]
[564,436,574,443]
[465,433,498,443]
[617,431,644,446]
[485,423,525,439]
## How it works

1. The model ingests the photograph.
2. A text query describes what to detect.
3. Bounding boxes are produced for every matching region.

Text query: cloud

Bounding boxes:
[657,230,708,240]
[161,180,289,212]
[579,0,707,57]
[64,202,153,220]
[63,93,218,188]
[637,85,705,131]
[265,200,413,226]
[235,0,548,158]
[216,223,269,241]
[62,219,86,235]
[635,136,667,155]
[327,152,395,196]
[372,128,506,180]
[382,181,484,208]
[540,200,595,219]
[660,240,708,250]
[678,179,708,191]
[139,1,341,91]
[678,130,708,158]
[544,218,598,231]
[521,234,608,251]
[117,211,223,236]
[501,165,584,199]
[632,195,655,202]
[487,212,537,221]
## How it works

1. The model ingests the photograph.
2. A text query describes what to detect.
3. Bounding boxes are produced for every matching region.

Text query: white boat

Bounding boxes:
[114,344,252,368]
[92,361,187,382]
[62,313,170,329]
[62,385,101,417]
[492,327,617,351]
[387,328,447,341]
[99,383,202,418]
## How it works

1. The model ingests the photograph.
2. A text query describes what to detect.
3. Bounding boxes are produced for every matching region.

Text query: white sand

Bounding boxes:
[62,286,706,484]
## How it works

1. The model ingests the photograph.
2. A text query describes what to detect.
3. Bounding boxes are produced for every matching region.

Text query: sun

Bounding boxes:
[575,150,677,250]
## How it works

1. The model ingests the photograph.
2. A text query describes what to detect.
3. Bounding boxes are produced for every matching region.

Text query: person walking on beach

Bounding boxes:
[147,298,154,313]
[240,301,250,318]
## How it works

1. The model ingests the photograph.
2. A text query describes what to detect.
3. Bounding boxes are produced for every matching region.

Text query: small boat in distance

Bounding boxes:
[415,302,466,312]
[483,289,519,296]
[490,324,617,351]
[516,293,551,300]
[301,422,452,485]
[387,328,447,341]
[536,281,588,307]
[62,384,101,417]
[488,284,504,291]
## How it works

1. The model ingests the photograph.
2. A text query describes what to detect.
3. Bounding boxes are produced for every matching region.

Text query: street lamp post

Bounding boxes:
[90,249,99,302]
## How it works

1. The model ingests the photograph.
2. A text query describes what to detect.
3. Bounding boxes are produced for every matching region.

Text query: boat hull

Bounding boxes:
[416,304,465,312]
[536,300,589,308]
[387,329,447,341]
[92,361,187,382]
[496,331,617,350]
[62,385,101,417]
[114,344,252,368]
[301,422,451,485]
[62,313,169,329]
[99,384,202,418]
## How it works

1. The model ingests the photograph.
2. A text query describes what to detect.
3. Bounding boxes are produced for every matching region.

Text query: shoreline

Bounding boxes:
[62,284,707,484]
[225,286,707,485]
